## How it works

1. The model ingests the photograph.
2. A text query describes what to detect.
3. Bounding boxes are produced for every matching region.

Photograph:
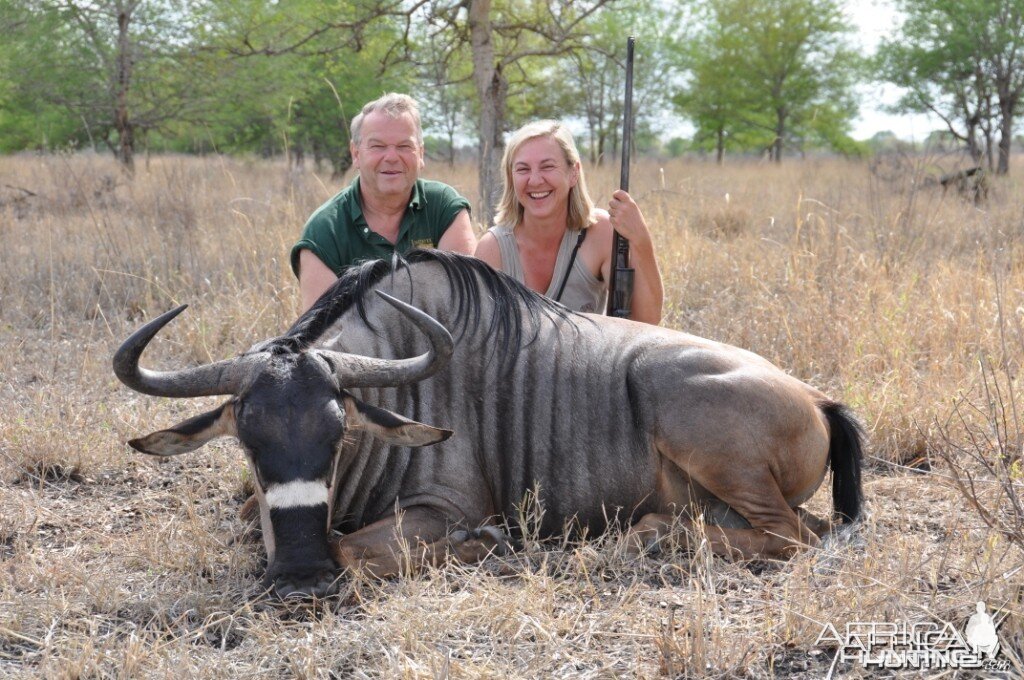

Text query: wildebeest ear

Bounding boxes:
[341,394,452,447]
[128,399,237,456]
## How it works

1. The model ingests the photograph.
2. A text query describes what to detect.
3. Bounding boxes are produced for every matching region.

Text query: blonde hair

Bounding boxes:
[351,93,423,146]
[494,120,596,231]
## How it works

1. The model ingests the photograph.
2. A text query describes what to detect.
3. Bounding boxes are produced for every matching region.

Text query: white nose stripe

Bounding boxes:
[265,481,329,509]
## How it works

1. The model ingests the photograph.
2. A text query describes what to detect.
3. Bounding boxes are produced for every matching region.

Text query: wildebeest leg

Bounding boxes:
[625,511,757,554]
[625,512,676,554]
[680,467,822,560]
[795,507,833,539]
[331,506,448,578]
[627,507,820,560]
[330,507,507,578]
[630,462,822,560]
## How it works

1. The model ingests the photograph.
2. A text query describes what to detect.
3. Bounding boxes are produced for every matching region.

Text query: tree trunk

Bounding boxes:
[962,120,978,163]
[716,127,724,164]
[587,118,597,164]
[998,99,1014,175]
[313,142,324,172]
[984,127,995,172]
[773,107,785,164]
[114,7,135,174]
[332,147,352,180]
[470,0,506,227]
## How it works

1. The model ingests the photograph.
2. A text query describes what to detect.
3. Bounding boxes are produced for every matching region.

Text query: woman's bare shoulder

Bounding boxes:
[586,210,614,244]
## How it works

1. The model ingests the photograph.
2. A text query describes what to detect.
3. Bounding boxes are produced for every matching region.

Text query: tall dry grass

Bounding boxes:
[0,150,1021,677]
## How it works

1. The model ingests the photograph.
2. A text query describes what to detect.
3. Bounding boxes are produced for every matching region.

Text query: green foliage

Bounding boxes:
[0,0,91,150]
[0,52,83,152]
[410,0,625,142]
[0,0,410,169]
[0,0,869,163]
[664,136,688,158]
[672,0,861,161]
[0,0,208,160]
[672,0,771,158]
[192,0,413,170]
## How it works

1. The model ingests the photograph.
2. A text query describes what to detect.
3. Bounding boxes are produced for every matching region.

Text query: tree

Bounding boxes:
[673,1,770,163]
[878,0,1024,174]
[1,0,207,172]
[876,4,992,165]
[674,0,860,162]
[1,0,631,210]
[0,27,83,151]
[195,0,413,173]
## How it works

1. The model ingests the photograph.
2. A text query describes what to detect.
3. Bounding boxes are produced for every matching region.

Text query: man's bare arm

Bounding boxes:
[436,209,477,255]
[298,249,338,313]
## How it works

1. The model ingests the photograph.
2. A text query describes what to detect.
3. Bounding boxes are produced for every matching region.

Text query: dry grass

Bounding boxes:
[0,150,1021,677]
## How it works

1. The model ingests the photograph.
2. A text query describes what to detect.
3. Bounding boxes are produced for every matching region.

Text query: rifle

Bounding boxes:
[606,36,635,318]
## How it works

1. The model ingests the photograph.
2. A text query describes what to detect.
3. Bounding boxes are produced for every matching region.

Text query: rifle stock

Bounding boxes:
[607,36,635,318]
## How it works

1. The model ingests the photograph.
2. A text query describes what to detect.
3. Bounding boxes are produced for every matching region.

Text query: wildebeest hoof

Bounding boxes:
[624,531,663,557]
[629,537,662,557]
[642,536,663,556]
[451,525,512,556]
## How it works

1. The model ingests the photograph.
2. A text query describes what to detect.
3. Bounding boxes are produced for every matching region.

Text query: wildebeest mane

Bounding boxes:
[278,250,578,354]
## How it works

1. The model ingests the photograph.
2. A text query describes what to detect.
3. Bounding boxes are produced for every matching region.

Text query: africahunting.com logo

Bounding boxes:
[815,601,1009,671]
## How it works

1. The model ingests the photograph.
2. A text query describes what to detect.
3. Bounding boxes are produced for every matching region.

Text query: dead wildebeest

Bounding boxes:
[114,251,863,598]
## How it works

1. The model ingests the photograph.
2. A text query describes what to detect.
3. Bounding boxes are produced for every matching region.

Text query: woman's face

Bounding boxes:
[511,136,578,223]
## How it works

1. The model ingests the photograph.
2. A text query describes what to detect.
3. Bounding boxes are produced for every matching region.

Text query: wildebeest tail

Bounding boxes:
[820,401,864,523]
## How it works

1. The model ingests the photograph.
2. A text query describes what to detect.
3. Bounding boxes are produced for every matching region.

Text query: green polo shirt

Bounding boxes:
[290,177,471,277]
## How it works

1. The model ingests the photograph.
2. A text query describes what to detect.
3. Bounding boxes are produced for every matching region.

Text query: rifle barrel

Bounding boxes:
[619,37,634,194]
[607,36,635,318]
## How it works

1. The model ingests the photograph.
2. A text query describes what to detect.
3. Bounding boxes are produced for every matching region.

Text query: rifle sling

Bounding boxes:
[553,228,587,304]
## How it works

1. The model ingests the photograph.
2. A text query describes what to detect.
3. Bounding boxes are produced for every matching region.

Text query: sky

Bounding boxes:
[847,0,940,140]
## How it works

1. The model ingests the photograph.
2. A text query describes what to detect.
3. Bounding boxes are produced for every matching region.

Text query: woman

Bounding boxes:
[475,120,663,324]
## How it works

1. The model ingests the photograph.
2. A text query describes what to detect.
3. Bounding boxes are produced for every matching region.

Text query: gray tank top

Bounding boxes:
[488,224,607,314]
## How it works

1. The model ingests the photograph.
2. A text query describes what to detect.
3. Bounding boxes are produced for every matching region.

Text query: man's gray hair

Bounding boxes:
[350,93,423,146]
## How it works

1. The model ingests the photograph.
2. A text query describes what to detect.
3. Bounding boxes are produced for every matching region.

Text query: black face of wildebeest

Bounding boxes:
[113,294,453,599]
[235,353,345,598]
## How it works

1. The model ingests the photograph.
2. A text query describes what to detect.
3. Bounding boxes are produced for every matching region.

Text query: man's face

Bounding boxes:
[351,111,424,202]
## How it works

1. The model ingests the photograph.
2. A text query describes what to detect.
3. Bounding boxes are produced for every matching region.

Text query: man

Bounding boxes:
[291,93,476,311]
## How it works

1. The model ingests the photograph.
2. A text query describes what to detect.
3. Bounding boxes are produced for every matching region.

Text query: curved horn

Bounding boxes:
[113,305,244,398]
[318,291,453,388]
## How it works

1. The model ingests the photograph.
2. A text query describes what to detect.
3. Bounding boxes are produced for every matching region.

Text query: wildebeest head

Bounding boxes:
[113,292,453,599]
